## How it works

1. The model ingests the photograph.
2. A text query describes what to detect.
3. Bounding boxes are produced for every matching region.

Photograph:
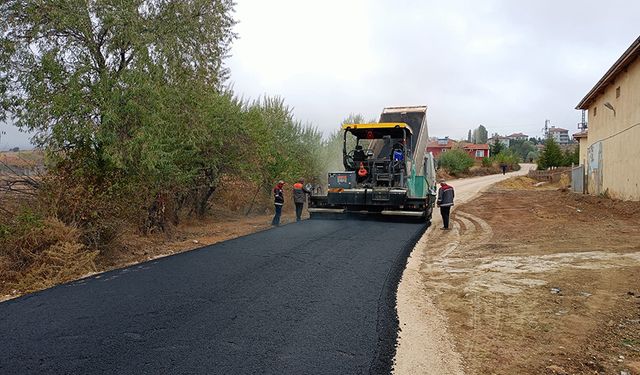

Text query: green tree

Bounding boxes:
[562,147,579,166]
[475,125,488,144]
[526,150,539,162]
[0,0,237,165]
[490,138,504,156]
[243,96,323,189]
[493,149,520,169]
[438,149,475,175]
[537,137,564,170]
[508,139,536,162]
[0,0,239,229]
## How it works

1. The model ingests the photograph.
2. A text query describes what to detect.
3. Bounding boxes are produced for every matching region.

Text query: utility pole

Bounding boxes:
[542,119,550,138]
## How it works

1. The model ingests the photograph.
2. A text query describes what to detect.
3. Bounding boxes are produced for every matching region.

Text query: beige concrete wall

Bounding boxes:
[578,137,588,167]
[586,56,640,200]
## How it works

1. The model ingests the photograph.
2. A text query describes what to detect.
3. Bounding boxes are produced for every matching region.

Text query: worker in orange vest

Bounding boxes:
[292,178,311,222]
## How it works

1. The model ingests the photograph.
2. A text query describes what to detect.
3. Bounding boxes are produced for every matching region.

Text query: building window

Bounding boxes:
[616,86,621,98]
[593,106,597,117]
[475,150,484,157]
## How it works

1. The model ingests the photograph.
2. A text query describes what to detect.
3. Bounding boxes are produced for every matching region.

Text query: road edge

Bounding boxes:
[368,223,428,374]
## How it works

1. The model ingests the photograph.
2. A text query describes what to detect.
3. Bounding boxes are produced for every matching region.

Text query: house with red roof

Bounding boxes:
[462,143,490,160]
[426,137,456,158]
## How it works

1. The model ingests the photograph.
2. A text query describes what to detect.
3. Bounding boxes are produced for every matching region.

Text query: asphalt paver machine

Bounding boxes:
[309,106,437,222]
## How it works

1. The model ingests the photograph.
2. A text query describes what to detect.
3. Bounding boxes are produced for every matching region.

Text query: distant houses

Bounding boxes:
[426,137,455,158]
[575,34,640,201]
[490,136,511,147]
[488,132,530,148]
[427,137,490,160]
[507,132,529,141]
[547,126,570,145]
[462,143,490,160]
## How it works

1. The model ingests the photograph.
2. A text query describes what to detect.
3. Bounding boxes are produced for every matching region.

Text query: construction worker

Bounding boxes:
[437,179,455,230]
[272,180,285,226]
[500,163,508,175]
[292,178,311,222]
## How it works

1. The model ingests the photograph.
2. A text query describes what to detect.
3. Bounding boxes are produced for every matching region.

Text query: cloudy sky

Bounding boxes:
[2,0,639,149]
[227,0,639,139]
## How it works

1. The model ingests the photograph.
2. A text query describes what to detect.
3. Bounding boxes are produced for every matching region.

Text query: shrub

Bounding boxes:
[481,157,492,167]
[562,147,579,166]
[0,214,97,294]
[438,150,475,175]
[493,149,520,168]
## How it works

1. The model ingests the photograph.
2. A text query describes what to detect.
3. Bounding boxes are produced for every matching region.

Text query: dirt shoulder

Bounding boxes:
[98,209,299,269]
[398,177,640,374]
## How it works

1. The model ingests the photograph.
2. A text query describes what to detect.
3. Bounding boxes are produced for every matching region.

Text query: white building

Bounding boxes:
[507,132,529,141]
[547,127,570,145]
[489,135,510,148]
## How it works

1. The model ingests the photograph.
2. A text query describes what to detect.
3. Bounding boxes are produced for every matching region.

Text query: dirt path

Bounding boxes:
[395,171,640,375]
[393,164,535,374]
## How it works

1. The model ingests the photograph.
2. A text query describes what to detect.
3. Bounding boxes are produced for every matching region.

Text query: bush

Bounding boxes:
[493,149,520,169]
[481,157,492,167]
[562,147,579,166]
[438,150,475,175]
[0,213,97,295]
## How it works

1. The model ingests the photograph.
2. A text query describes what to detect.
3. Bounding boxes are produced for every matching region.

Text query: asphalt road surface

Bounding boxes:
[0,218,426,374]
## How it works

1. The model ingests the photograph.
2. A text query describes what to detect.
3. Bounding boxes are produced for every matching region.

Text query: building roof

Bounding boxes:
[507,132,528,138]
[548,127,568,133]
[573,131,588,140]
[427,139,455,148]
[576,35,640,109]
[463,143,489,150]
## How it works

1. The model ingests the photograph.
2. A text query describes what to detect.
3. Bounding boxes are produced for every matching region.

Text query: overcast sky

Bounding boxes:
[227,0,639,139]
[2,0,639,149]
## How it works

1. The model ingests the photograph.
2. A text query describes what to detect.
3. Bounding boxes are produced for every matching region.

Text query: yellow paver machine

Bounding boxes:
[309,106,437,222]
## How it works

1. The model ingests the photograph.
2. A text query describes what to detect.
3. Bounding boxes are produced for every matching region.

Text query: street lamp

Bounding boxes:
[604,102,616,116]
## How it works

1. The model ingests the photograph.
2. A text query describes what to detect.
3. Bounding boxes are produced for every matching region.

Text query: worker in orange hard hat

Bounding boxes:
[292,178,311,222]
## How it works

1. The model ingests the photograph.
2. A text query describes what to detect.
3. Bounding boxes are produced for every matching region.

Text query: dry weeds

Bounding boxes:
[1,218,97,296]
[1,174,301,300]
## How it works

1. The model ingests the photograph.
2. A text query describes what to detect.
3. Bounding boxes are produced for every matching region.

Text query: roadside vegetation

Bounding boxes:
[436,130,579,177]
[537,136,579,170]
[0,1,345,296]
[437,148,521,177]
[438,149,476,175]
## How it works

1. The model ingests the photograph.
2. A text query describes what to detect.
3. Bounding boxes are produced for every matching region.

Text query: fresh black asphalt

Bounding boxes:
[0,218,426,374]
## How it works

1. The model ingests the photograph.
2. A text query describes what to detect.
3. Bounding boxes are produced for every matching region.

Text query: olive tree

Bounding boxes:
[0,0,236,160]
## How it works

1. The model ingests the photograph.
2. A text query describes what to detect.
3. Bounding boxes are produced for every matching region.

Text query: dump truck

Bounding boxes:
[309,106,437,222]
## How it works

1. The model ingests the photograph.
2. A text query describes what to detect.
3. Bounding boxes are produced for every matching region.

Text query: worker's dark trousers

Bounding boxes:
[272,204,282,226]
[440,206,451,229]
[294,203,304,222]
